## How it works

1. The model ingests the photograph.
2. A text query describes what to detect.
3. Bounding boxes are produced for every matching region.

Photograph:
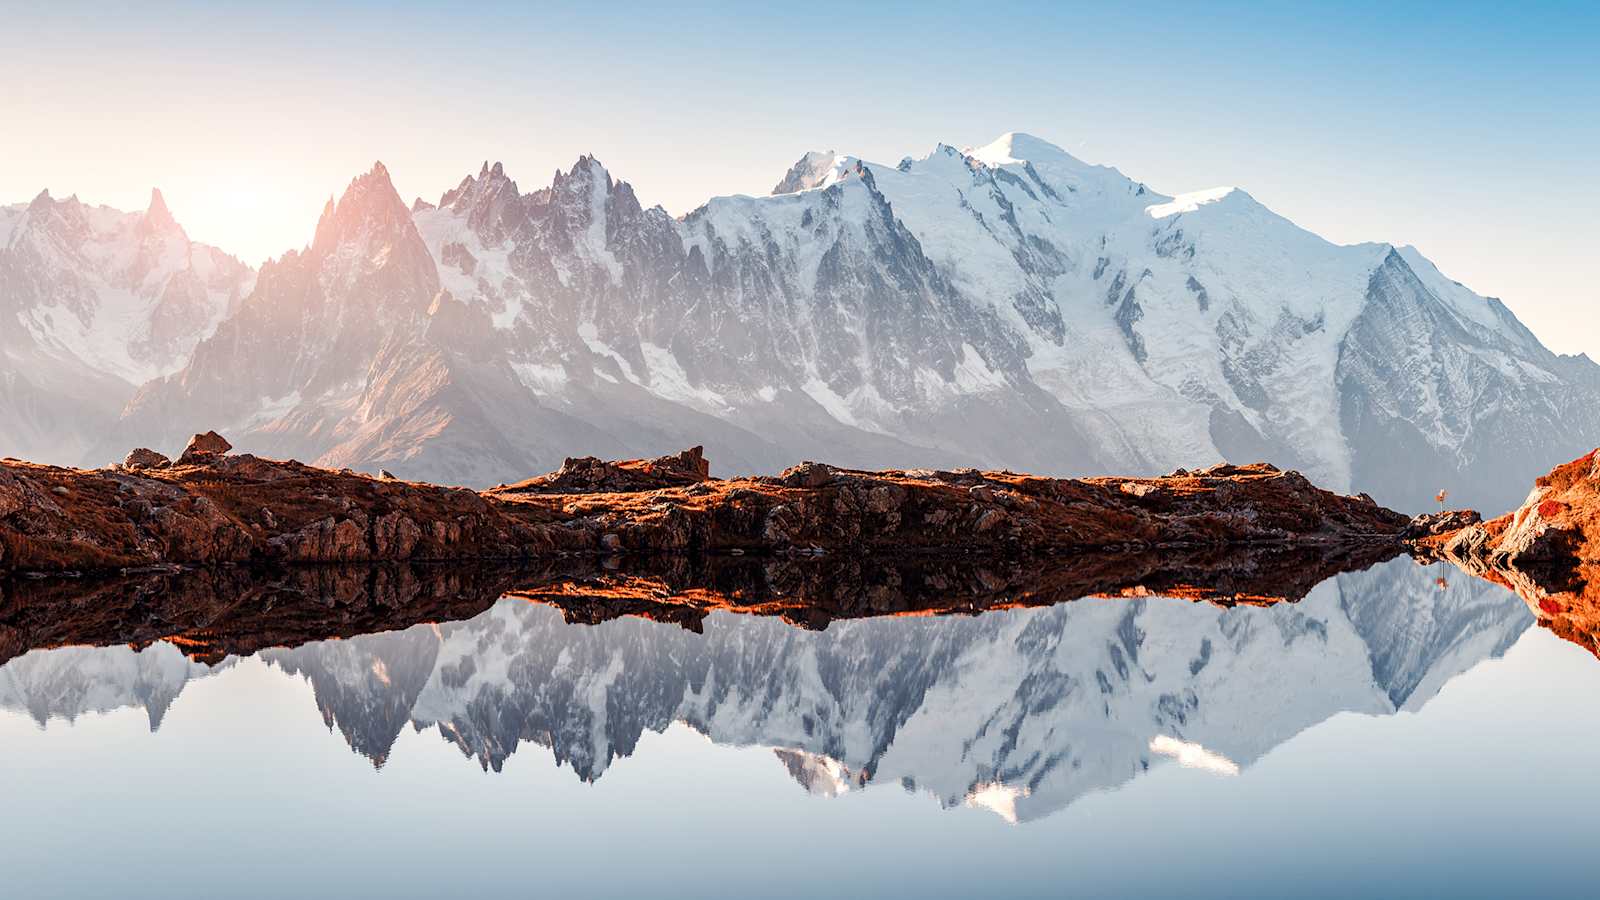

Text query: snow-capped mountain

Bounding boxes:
[8,132,1593,511]
[0,642,229,731]
[0,189,254,463]
[2,557,1527,822]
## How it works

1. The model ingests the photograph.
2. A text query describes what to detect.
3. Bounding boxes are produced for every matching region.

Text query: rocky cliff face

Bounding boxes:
[24,133,1582,512]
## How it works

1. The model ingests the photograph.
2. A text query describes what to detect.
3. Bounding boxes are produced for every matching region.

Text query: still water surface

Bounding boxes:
[1,556,1593,898]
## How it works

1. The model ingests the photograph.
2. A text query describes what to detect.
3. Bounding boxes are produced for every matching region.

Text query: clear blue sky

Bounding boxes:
[4,0,1596,354]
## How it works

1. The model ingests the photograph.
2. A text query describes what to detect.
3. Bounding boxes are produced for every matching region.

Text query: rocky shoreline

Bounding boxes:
[0,432,1428,576]
[1426,449,1600,658]
[0,542,1409,667]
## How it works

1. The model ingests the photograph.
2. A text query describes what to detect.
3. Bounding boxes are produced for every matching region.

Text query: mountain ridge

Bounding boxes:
[4,132,1594,513]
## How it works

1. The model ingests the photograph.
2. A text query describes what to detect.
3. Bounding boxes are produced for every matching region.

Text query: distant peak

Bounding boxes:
[569,154,606,174]
[440,158,521,212]
[312,162,414,254]
[1145,186,1253,219]
[772,150,850,195]
[967,131,1077,166]
[141,187,180,234]
[552,155,612,193]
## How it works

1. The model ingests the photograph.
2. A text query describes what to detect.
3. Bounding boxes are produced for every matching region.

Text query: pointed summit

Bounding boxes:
[553,155,611,190]
[437,160,524,243]
[772,150,846,195]
[311,161,415,256]
[147,187,171,220]
[138,187,181,237]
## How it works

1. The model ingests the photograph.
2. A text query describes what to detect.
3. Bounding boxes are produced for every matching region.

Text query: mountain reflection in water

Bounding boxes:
[0,554,1529,824]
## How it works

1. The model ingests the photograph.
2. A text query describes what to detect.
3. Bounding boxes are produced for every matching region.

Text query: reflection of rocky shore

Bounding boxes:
[0,564,524,667]
[0,556,1529,823]
[1432,449,1600,658]
[0,539,1404,667]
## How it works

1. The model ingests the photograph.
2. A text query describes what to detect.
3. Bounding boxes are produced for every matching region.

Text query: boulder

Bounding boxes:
[123,448,171,470]
[781,461,837,489]
[1406,508,1481,539]
[178,431,232,465]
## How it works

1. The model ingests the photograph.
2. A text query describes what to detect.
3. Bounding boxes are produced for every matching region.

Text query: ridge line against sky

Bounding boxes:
[2,0,1595,356]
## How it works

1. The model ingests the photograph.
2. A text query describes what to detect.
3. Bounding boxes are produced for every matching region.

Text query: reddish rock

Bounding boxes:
[0,447,1416,576]
[498,446,711,494]
[123,448,171,470]
[1432,447,1600,657]
[177,430,233,464]
[0,541,1408,667]
[0,469,24,519]
[1406,509,1481,538]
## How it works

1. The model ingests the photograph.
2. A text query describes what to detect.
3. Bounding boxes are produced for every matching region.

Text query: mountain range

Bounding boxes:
[4,133,1595,511]
[0,557,1530,823]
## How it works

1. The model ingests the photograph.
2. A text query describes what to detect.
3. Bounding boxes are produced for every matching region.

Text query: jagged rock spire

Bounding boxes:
[137,187,182,238]
[311,160,415,256]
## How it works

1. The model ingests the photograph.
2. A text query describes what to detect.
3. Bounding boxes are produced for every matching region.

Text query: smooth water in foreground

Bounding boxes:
[1,556,1594,899]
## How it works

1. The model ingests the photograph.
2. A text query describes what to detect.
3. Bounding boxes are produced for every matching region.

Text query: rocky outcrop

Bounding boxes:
[122,448,171,470]
[0,437,1416,575]
[177,431,231,464]
[499,446,711,494]
[1431,448,1600,657]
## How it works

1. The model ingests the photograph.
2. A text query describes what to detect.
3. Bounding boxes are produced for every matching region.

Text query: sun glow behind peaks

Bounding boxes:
[155,164,365,266]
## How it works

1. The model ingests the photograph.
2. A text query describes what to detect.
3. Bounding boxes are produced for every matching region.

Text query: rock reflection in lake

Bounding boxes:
[0,541,1403,667]
[0,553,1528,823]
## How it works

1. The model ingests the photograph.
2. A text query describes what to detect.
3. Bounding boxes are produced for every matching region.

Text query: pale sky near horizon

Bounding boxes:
[3,1,1596,355]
